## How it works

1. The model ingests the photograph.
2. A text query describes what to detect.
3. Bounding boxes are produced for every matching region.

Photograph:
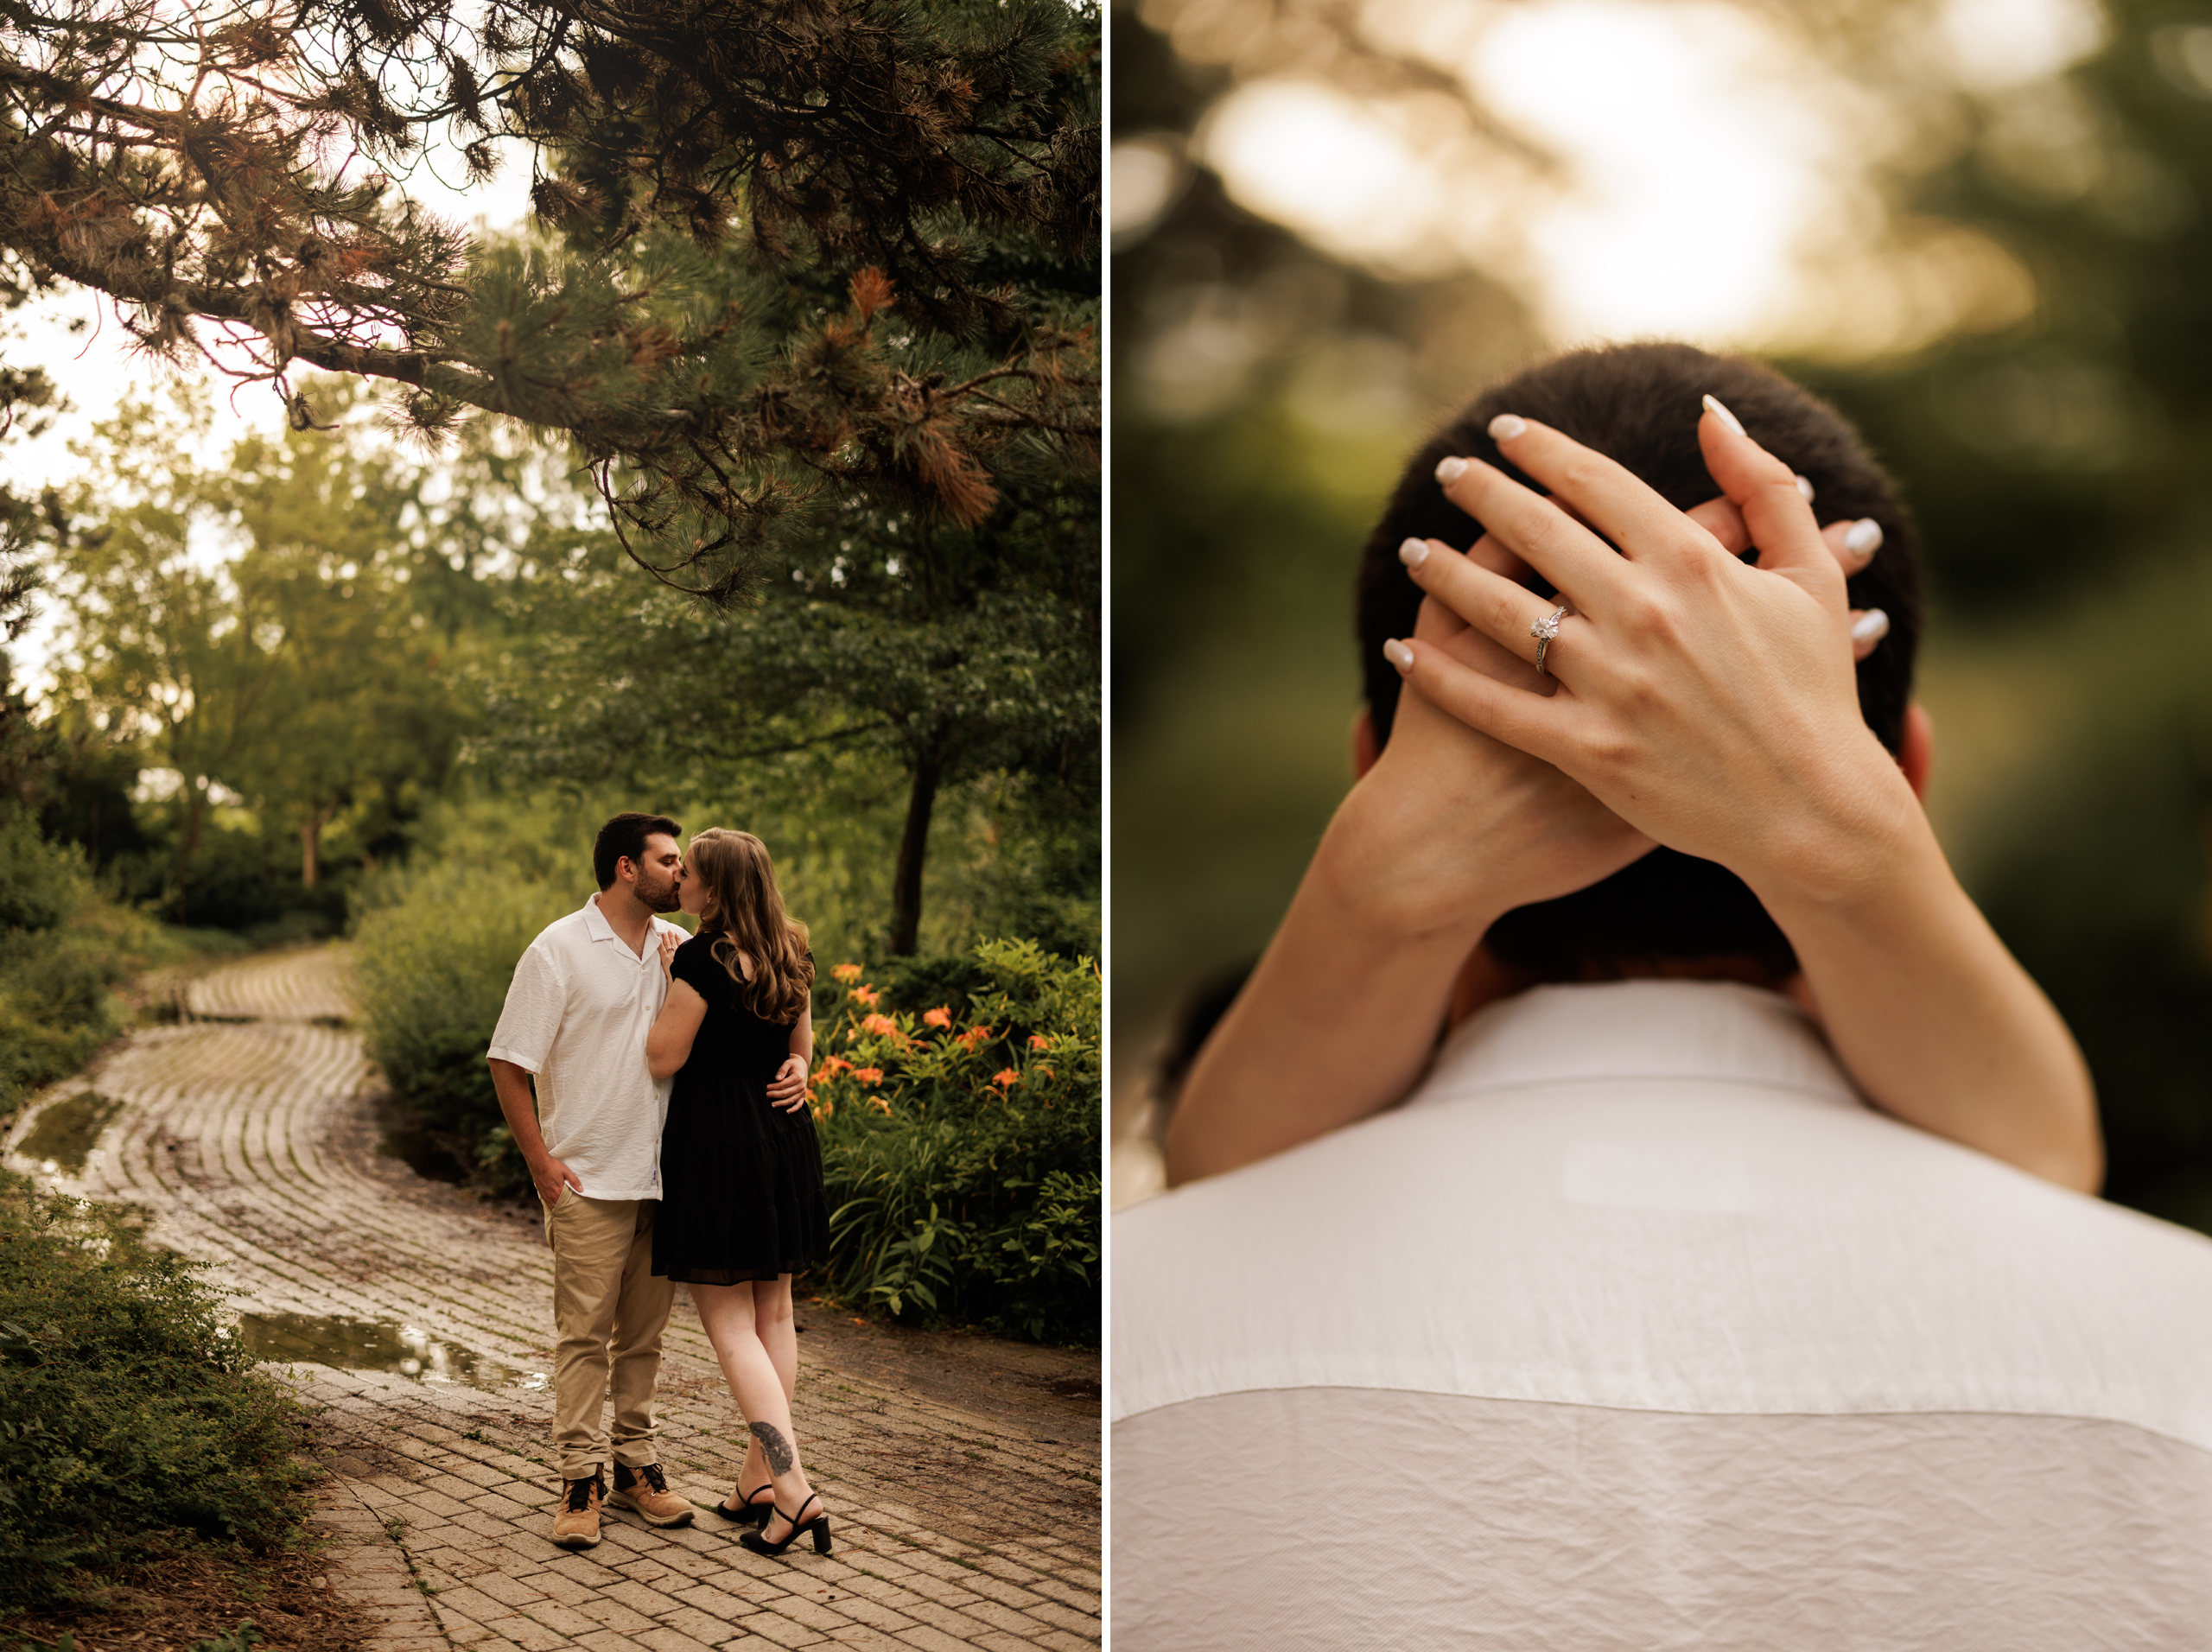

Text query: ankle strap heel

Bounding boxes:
[738,1491,832,1557]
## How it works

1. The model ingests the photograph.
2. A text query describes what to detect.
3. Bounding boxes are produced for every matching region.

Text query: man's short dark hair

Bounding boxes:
[1355,342,1923,981]
[594,811,683,891]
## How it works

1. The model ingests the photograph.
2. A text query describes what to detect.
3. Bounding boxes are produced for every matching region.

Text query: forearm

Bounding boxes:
[488,1059,552,1163]
[1755,806,2101,1193]
[1163,806,1499,1187]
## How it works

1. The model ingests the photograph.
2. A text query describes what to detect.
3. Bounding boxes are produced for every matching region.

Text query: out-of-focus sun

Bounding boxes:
[1166,0,2105,354]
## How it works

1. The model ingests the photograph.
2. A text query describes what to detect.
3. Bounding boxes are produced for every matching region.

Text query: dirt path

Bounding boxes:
[3,945,1101,1652]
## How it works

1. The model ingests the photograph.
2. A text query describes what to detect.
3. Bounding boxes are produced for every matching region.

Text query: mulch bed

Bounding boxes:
[1,1530,372,1652]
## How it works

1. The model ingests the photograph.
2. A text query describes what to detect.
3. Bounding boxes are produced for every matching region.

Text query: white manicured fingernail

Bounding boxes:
[1702,394,1746,436]
[1383,639,1415,673]
[1795,474,1815,503]
[1851,608,1890,645]
[1487,413,1527,442]
[1435,455,1468,485]
[1844,518,1884,558]
[1398,537,1430,569]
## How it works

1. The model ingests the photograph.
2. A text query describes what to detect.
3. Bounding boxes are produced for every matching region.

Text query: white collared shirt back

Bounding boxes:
[1112,980,2212,1649]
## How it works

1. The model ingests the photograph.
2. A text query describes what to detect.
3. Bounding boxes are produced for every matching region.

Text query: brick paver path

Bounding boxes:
[6,945,1100,1651]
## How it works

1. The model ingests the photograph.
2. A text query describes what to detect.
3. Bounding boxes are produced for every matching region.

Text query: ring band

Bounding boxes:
[1530,605,1569,675]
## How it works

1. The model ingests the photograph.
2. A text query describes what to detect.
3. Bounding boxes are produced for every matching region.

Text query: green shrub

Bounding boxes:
[0,813,169,1122]
[0,1171,315,1609]
[352,857,579,1192]
[811,939,1100,1344]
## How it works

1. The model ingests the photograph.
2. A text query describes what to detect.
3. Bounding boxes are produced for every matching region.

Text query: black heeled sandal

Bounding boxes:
[713,1482,775,1527]
[739,1491,831,1556]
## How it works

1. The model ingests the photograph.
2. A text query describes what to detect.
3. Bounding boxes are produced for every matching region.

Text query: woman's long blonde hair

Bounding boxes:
[685,829,813,1024]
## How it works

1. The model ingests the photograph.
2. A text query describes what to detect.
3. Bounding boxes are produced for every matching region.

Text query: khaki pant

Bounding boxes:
[541,1191,675,1482]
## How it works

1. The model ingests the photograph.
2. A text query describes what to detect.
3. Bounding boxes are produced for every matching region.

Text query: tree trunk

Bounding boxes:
[301,815,321,888]
[175,790,206,928]
[888,749,943,956]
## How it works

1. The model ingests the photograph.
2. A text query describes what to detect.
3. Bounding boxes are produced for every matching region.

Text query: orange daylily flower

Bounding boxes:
[833,963,863,982]
[923,1007,953,1029]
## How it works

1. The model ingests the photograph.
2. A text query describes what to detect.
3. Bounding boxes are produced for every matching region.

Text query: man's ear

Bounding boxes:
[1900,702,1934,802]
[1351,707,1380,778]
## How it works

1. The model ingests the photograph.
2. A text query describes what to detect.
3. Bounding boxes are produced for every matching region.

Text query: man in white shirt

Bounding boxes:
[1115,348,2212,1643]
[488,811,698,1549]
[1115,980,2212,1647]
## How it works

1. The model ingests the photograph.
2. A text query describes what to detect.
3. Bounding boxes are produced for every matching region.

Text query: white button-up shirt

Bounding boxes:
[486,894,690,1201]
[1113,980,2212,1649]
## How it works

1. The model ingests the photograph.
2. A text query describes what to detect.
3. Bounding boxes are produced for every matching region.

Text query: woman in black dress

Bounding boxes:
[646,828,833,1555]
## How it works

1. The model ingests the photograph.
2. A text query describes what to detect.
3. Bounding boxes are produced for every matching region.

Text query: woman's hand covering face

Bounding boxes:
[1390,406,1914,895]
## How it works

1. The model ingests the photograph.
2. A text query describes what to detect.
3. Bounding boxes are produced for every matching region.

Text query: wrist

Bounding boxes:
[1736,748,1940,918]
[1317,775,1510,945]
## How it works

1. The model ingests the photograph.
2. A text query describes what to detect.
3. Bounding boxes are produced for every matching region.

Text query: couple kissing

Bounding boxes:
[486,812,832,1556]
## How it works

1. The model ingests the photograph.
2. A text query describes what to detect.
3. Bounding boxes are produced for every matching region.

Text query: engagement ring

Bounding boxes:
[1531,605,1569,675]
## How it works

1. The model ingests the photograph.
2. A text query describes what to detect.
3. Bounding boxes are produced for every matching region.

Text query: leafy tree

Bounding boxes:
[44,386,467,912]
[485,464,1098,953]
[0,361,60,803]
[0,0,1099,590]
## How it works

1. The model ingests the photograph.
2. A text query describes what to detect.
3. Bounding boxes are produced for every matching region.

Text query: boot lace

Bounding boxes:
[564,1471,603,1512]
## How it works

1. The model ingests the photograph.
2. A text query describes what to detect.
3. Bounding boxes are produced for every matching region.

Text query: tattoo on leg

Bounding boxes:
[748,1421,796,1476]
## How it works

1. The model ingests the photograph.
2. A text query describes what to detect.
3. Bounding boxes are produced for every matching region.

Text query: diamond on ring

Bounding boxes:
[1530,604,1569,675]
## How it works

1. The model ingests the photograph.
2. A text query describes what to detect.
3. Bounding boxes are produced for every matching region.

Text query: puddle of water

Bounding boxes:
[237,1311,543,1394]
[16,1090,126,1175]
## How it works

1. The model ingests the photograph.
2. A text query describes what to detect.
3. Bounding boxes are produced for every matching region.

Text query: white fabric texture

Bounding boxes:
[1111,980,2212,1646]
[1115,1389,2212,1650]
[485,895,688,1201]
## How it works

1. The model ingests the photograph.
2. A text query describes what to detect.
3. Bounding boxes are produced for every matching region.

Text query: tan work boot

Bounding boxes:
[551,1470,604,1548]
[609,1460,695,1528]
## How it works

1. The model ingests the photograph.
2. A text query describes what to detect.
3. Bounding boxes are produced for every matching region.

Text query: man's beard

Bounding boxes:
[636,868,683,913]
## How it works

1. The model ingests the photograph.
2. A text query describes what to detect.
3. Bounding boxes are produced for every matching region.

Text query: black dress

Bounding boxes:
[653,936,830,1284]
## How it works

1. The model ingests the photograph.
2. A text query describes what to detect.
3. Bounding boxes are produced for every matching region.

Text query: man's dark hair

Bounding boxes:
[1355,342,1923,981]
[593,812,683,891]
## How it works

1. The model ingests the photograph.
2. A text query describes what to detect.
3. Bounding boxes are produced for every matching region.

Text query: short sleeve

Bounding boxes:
[671,935,723,1002]
[486,941,564,1071]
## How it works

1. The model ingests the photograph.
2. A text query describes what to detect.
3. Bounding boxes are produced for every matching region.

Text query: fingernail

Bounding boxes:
[1702,393,1746,436]
[1435,455,1468,485]
[1851,608,1890,645]
[1795,474,1815,504]
[1383,639,1415,673]
[1487,413,1527,442]
[1844,518,1884,559]
[1398,537,1430,569]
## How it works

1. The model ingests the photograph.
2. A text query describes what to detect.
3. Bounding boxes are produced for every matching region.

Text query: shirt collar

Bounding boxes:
[582,893,665,960]
[1417,979,1862,1110]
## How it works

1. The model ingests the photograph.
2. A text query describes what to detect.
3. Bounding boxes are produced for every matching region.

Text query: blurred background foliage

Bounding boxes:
[1113,0,2212,1228]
